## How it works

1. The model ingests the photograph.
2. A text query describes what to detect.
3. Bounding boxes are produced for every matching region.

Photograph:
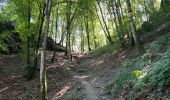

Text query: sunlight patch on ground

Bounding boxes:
[51,83,72,100]
[91,78,96,82]
[74,75,89,79]
[118,51,127,61]
[46,62,66,70]
[46,64,59,70]
[0,86,12,93]
[91,60,104,66]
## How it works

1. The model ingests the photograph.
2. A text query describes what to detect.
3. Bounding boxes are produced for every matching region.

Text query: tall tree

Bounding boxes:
[81,22,85,53]
[40,0,52,99]
[34,0,46,71]
[96,0,114,44]
[126,0,142,52]
[84,16,92,51]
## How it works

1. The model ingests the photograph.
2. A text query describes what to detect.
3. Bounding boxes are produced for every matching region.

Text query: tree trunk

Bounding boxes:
[59,22,65,45]
[115,1,126,46]
[59,7,77,45]
[94,3,112,44]
[126,0,142,52]
[109,1,126,49]
[51,4,59,63]
[81,23,84,53]
[91,19,97,49]
[40,0,52,99]
[34,1,46,71]
[84,16,91,51]
[96,1,114,44]
[26,0,33,79]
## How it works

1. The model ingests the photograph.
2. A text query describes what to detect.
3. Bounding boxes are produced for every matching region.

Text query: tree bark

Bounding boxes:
[96,1,114,44]
[126,0,142,52]
[51,4,59,63]
[94,3,113,45]
[108,1,126,48]
[34,1,46,71]
[40,0,52,99]
[81,23,84,53]
[26,0,33,79]
[91,19,97,49]
[84,16,91,51]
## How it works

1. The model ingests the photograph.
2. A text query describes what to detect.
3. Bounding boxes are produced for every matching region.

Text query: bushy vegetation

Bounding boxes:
[106,22,170,100]
[142,6,170,34]
[0,31,11,53]
[106,5,170,98]
[94,43,121,57]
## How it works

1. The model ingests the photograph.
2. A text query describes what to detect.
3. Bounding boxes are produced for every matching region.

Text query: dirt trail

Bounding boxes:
[61,54,119,100]
[0,50,130,100]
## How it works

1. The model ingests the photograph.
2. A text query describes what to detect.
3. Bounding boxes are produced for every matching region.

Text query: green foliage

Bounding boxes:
[0,31,11,53]
[145,33,170,53]
[106,32,170,99]
[132,70,142,79]
[18,39,35,80]
[94,44,117,57]
[143,49,170,88]
[0,40,8,53]
[121,59,132,67]
[142,6,170,33]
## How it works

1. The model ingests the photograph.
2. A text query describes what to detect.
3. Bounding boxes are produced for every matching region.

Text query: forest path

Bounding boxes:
[60,53,120,100]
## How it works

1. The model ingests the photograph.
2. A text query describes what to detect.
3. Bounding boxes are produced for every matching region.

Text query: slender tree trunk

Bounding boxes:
[55,4,59,42]
[34,2,46,70]
[59,22,65,45]
[40,0,52,99]
[109,1,126,49]
[84,16,91,51]
[81,23,84,53]
[26,0,33,79]
[51,4,59,63]
[59,8,77,45]
[115,1,126,45]
[91,19,97,49]
[126,0,142,52]
[64,1,73,61]
[94,4,112,44]
[65,1,71,57]
[97,1,114,44]
[65,33,68,56]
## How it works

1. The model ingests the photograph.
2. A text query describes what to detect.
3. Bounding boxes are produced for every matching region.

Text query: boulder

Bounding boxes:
[47,37,66,52]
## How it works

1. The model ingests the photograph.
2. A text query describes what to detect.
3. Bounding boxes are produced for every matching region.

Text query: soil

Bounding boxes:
[0,48,137,100]
[0,52,73,100]
[60,54,118,100]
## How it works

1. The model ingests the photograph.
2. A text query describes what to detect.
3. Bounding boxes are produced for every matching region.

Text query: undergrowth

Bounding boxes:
[106,33,170,99]
[0,31,11,53]
[94,44,120,57]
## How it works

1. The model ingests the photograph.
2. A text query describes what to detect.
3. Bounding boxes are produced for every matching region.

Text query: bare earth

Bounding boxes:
[0,50,131,100]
